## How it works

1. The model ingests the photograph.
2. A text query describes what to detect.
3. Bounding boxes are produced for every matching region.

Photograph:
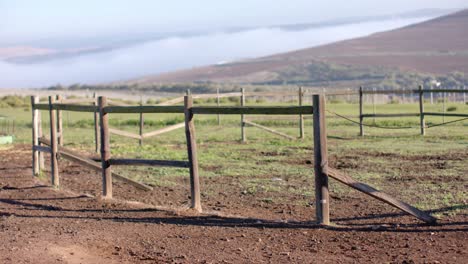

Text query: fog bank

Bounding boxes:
[0,17,433,88]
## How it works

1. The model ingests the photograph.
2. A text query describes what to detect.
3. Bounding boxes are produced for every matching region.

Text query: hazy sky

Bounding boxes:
[1,0,467,45]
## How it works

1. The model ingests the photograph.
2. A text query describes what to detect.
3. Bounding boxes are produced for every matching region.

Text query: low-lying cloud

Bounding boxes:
[0,17,433,88]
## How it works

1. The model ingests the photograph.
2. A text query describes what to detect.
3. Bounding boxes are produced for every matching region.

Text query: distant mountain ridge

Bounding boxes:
[128,9,468,87]
[0,8,455,63]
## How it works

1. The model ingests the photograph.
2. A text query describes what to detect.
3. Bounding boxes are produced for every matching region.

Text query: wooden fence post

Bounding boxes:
[184,93,202,212]
[241,88,246,142]
[299,86,304,139]
[313,94,330,225]
[56,95,63,146]
[139,96,144,146]
[31,96,39,176]
[217,87,221,126]
[359,87,364,136]
[48,96,59,187]
[419,85,426,136]
[93,92,100,153]
[38,110,45,170]
[98,96,112,199]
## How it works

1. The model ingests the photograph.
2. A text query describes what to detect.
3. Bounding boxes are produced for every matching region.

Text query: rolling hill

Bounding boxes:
[129,9,468,87]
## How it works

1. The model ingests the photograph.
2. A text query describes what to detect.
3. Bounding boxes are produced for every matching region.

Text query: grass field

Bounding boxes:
[1,99,467,219]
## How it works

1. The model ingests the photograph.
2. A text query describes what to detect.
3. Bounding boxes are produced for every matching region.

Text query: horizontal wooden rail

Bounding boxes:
[362,113,420,118]
[142,122,185,139]
[104,105,184,114]
[244,120,296,140]
[39,137,152,191]
[53,104,98,112]
[191,106,313,115]
[109,159,189,168]
[327,167,436,224]
[109,128,142,140]
[424,112,468,118]
[33,104,51,110]
[33,145,51,153]
[34,103,98,112]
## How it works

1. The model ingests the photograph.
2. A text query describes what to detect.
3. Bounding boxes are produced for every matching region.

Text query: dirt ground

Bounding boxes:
[0,145,467,263]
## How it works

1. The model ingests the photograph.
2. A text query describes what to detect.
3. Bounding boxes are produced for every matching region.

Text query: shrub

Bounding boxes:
[447,106,457,112]
[0,96,30,108]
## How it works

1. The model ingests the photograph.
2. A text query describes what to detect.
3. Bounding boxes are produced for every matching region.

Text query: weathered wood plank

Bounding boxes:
[33,145,51,153]
[104,105,185,114]
[53,104,98,112]
[33,103,50,110]
[99,97,112,198]
[109,159,189,168]
[93,93,100,153]
[184,94,202,212]
[49,96,59,187]
[38,111,45,170]
[31,96,40,176]
[191,106,313,115]
[142,122,185,139]
[313,94,330,225]
[109,128,142,140]
[419,85,425,135]
[327,167,436,223]
[241,88,246,142]
[244,120,295,140]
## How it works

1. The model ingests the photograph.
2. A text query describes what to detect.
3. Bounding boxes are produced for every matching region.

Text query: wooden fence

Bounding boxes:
[89,88,312,145]
[358,86,468,136]
[30,93,436,225]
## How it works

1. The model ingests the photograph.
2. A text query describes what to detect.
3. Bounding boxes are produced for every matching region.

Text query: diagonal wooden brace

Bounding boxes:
[326,167,437,224]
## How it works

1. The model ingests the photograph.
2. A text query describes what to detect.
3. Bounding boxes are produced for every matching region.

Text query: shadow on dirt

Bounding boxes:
[0,197,466,233]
